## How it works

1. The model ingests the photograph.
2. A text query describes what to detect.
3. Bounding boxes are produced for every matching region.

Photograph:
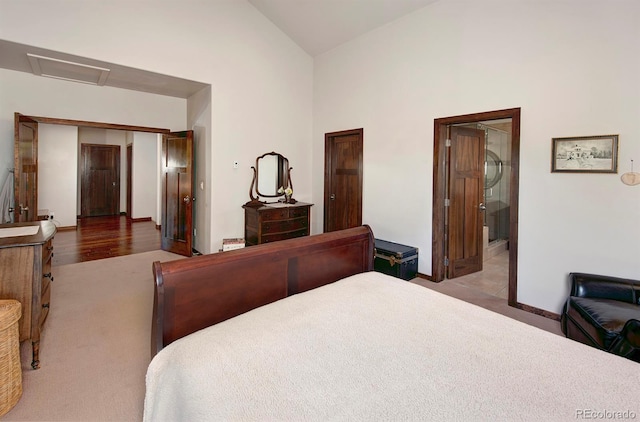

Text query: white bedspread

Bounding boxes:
[144,272,640,421]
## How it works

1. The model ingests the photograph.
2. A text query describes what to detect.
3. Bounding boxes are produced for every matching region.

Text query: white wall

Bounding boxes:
[131,132,158,221]
[0,0,313,255]
[313,0,640,313]
[38,124,78,227]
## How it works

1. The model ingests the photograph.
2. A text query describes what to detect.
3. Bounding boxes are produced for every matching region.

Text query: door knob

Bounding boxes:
[479,203,486,210]
[330,194,336,200]
[183,195,191,204]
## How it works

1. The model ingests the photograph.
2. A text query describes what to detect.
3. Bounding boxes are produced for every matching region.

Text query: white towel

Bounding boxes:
[0,171,14,223]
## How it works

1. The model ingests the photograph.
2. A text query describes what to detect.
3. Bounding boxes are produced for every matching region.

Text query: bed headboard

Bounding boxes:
[151,225,374,356]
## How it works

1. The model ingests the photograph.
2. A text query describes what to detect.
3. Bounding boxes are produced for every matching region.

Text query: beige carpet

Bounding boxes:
[4,250,183,422]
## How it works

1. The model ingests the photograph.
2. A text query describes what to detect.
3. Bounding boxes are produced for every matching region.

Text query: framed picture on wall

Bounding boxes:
[551,134,619,173]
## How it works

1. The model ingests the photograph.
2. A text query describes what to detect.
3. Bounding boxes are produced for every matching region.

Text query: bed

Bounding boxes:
[145,226,640,421]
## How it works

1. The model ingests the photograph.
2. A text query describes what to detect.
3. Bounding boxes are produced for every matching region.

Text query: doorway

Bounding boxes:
[432,108,521,307]
[14,114,195,257]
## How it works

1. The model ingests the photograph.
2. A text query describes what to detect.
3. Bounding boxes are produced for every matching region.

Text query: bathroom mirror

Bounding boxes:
[484,149,503,189]
[246,152,293,206]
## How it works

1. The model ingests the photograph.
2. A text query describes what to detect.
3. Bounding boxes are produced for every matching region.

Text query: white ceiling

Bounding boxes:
[248,0,438,57]
[0,0,438,98]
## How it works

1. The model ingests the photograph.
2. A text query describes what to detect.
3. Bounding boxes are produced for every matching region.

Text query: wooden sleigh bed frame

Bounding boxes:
[146,225,640,421]
[151,225,374,356]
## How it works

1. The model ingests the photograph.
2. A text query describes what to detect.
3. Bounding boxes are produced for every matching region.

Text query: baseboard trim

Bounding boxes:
[56,225,77,232]
[131,217,152,223]
[416,272,434,281]
[514,302,561,321]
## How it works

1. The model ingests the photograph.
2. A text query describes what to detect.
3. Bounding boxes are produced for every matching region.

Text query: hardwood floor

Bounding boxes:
[52,216,160,266]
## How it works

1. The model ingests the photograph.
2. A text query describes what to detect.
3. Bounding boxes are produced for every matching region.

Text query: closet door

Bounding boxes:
[80,143,121,217]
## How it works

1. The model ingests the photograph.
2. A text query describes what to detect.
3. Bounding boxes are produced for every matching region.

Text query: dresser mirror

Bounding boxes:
[246,151,294,206]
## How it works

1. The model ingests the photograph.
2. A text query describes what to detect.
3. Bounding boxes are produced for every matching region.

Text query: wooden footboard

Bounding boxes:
[151,225,375,356]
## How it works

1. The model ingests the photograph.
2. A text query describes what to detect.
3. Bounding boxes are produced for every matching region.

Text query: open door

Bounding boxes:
[161,131,194,256]
[13,113,38,222]
[447,126,485,278]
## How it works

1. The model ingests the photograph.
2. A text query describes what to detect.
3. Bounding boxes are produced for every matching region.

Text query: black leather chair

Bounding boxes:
[561,272,640,363]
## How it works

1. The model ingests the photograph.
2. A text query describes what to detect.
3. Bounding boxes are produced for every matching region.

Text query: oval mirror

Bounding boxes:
[485,149,502,189]
[255,152,290,197]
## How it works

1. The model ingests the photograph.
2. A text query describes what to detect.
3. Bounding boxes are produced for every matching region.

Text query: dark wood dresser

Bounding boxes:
[0,221,56,369]
[243,202,312,246]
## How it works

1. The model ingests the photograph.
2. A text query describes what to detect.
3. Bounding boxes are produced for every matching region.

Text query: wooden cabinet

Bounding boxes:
[243,202,312,246]
[0,221,56,369]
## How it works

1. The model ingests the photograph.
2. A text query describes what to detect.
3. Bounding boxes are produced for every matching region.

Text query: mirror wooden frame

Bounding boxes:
[245,151,294,207]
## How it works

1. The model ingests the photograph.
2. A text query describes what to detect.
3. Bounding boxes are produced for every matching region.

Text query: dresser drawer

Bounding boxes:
[42,270,53,293]
[244,202,312,247]
[42,274,50,294]
[289,207,309,218]
[262,217,308,233]
[260,208,289,221]
[262,228,308,244]
[40,282,51,328]
[42,239,54,265]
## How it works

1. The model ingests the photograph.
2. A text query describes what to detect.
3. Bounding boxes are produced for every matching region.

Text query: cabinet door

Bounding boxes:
[41,239,53,322]
[0,246,35,340]
[40,281,51,327]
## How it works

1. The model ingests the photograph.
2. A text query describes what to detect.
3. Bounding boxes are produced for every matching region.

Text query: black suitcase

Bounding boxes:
[374,239,418,281]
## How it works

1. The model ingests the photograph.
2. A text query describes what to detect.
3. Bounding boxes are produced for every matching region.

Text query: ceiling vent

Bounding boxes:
[27,53,110,86]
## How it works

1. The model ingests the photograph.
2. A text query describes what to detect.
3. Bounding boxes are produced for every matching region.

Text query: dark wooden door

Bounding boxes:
[161,131,193,257]
[324,129,363,232]
[13,113,38,222]
[126,144,132,219]
[447,127,485,278]
[81,144,121,217]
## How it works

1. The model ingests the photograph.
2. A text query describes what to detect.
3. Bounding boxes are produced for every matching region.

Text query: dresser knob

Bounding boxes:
[42,303,50,309]
[43,273,54,282]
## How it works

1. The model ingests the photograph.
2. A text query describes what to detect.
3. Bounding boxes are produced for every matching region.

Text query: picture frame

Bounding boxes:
[551,134,618,173]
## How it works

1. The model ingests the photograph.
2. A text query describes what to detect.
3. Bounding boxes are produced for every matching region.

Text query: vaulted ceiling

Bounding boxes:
[0,0,438,98]
[248,0,438,56]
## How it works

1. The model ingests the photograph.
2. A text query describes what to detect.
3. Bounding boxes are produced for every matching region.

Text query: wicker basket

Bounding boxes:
[0,300,22,417]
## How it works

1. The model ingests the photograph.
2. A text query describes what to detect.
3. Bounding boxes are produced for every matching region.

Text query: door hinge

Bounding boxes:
[445,139,451,147]
[444,257,449,266]
[444,198,450,207]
